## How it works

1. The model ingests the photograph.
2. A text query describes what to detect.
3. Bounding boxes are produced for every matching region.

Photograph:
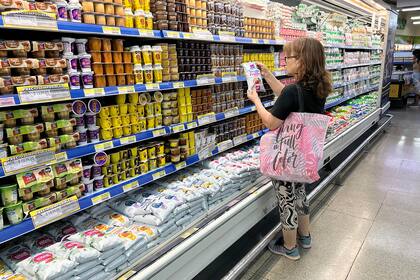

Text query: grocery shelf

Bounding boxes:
[325,85,379,109]
[326,61,382,71]
[0,72,288,108]
[323,44,383,50]
[0,128,268,245]
[0,100,275,179]
[393,61,412,65]
[332,74,381,89]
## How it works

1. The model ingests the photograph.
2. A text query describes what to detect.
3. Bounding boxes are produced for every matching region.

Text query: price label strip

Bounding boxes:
[84,88,105,97]
[0,96,16,106]
[139,29,155,37]
[120,136,137,145]
[152,128,166,137]
[55,152,68,163]
[217,140,233,152]
[1,148,56,175]
[117,86,135,94]
[3,10,58,30]
[146,83,160,91]
[94,141,114,152]
[31,196,80,229]
[172,82,185,89]
[197,113,216,126]
[224,107,239,119]
[198,147,211,160]
[171,124,185,133]
[18,84,70,104]
[166,31,181,38]
[91,192,111,205]
[152,170,166,181]
[186,122,198,130]
[102,26,121,35]
[175,161,187,170]
[123,181,139,192]
[252,132,261,139]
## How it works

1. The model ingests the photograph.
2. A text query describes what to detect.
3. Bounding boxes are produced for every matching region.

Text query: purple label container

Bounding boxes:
[92,164,102,178]
[57,2,68,21]
[75,39,88,54]
[69,7,81,22]
[82,165,92,179]
[88,126,100,143]
[69,72,81,90]
[81,71,94,89]
[85,112,96,126]
[93,176,104,190]
[79,54,92,72]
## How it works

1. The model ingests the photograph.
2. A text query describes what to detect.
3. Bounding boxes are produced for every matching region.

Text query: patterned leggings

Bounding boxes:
[272,179,309,231]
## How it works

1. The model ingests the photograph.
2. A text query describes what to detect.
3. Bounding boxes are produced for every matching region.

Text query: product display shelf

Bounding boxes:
[323,44,383,50]
[0,129,268,245]
[333,74,381,89]
[326,61,382,71]
[0,72,288,108]
[0,100,276,179]
[325,85,379,110]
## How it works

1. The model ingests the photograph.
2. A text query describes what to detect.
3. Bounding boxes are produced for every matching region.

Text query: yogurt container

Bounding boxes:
[57,1,68,21]
[75,39,88,54]
[88,126,100,143]
[81,71,94,89]
[68,0,82,22]
[69,72,81,90]
[0,184,18,206]
[85,112,96,126]
[78,54,92,72]
[64,54,78,73]
[4,201,23,225]
[62,37,75,55]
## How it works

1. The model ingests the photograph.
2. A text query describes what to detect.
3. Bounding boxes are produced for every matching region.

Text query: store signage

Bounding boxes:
[31,196,80,228]
[18,84,70,104]
[3,10,58,30]
[1,148,56,175]
[0,97,16,106]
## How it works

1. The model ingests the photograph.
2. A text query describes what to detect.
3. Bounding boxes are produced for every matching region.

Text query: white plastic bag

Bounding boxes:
[0,245,32,270]
[47,241,100,263]
[95,210,131,227]
[67,230,122,252]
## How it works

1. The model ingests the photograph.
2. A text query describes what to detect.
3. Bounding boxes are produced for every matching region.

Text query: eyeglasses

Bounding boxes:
[285,55,298,61]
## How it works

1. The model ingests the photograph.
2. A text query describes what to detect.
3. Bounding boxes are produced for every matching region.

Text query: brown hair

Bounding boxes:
[284,38,332,99]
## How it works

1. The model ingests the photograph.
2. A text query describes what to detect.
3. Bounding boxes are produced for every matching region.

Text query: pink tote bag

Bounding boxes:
[260,85,330,183]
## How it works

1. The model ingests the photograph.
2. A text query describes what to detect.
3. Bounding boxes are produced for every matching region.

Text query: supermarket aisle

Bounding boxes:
[240,107,420,280]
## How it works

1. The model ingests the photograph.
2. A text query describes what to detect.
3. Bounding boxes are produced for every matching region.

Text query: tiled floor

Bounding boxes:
[240,107,420,280]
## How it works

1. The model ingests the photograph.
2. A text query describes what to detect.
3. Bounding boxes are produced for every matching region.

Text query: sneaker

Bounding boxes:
[297,233,312,249]
[268,239,300,260]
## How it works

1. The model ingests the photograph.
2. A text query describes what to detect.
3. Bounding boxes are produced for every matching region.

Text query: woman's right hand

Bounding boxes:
[256,62,269,78]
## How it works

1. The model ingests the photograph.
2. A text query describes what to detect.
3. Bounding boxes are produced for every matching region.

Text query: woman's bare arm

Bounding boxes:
[256,62,285,96]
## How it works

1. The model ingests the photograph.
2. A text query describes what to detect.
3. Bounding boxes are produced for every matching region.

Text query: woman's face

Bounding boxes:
[285,53,299,75]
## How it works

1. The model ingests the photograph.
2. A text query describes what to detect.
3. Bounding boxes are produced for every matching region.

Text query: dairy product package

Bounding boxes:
[242,62,265,92]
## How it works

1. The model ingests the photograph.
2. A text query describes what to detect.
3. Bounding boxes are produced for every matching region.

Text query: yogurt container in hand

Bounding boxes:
[0,184,18,206]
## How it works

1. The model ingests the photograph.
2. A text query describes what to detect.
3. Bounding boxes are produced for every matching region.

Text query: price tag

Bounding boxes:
[102,26,121,35]
[186,122,198,130]
[0,96,16,106]
[252,39,259,44]
[224,107,239,119]
[233,134,248,146]
[152,170,166,180]
[175,161,187,170]
[252,132,261,139]
[198,147,211,160]
[171,124,185,133]
[166,31,181,38]
[91,192,111,205]
[197,113,216,126]
[182,33,193,39]
[18,84,70,104]
[172,82,185,89]
[146,83,160,91]
[30,196,80,229]
[123,181,139,192]
[120,136,136,145]
[55,152,68,162]
[117,86,135,94]
[152,128,166,137]
[84,88,105,97]
[196,78,210,86]
[94,141,114,152]
[222,76,237,83]
[194,33,214,41]
[1,148,56,175]
[219,35,236,42]
[250,105,256,111]
[3,10,58,30]
[180,227,199,239]
[139,29,155,37]
[263,39,270,44]
[217,140,233,152]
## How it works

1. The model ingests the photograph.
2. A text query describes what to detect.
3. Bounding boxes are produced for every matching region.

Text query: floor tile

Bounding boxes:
[327,192,382,220]
[383,191,420,213]
[311,210,373,242]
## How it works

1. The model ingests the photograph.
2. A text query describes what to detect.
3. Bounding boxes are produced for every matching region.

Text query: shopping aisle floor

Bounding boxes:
[240,107,420,280]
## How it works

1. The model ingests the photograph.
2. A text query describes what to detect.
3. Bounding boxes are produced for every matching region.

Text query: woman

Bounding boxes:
[412,49,420,105]
[247,37,332,260]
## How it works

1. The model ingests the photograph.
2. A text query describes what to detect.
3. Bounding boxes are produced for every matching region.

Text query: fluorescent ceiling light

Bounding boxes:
[411,16,420,20]
[413,21,420,24]
[402,7,420,12]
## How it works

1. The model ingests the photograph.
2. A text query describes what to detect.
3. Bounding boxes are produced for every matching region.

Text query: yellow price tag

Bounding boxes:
[120,136,136,145]
[84,88,105,97]
[187,122,198,130]
[172,124,185,133]
[123,181,139,192]
[102,26,121,35]
[95,141,114,152]
[152,170,166,180]
[139,29,155,37]
[55,152,68,162]
[172,82,184,89]
[118,86,135,94]
[263,39,270,44]
[166,31,180,38]
[182,32,193,39]
[175,161,187,170]
[180,227,199,239]
[30,196,80,228]
[91,192,111,205]
[252,39,259,44]
[252,132,260,138]
[146,83,160,91]
[152,128,166,137]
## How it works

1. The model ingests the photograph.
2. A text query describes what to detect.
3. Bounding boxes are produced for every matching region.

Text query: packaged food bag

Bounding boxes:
[23,233,55,253]
[109,197,152,218]
[16,251,76,280]
[242,62,265,92]
[0,260,13,279]
[95,210,131,227]
[0,245,32,271]
[47,241,100,263]
[67,230,122,252]
[45,221,78,242]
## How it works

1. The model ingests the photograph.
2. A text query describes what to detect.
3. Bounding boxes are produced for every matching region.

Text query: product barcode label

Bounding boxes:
[123,181,139,192]
[117,86,135,94]
[233,134,248,146]
[224,108,239,119]
[197,113,216,126]
[94,141,114,152]
[91,192,111,205]
[172,82,185,89]
[152,128,166,137]
[84,88,105,97]
[175,161,187,170]
[102,26,121,35]
[18,84,70,104]
[120,136,136,145]
[1,148,56,175]
[152,170,166,180]
[217,140,233,152]
[31,196,80,229]
[186,122,198,130]
[171,124,185,133]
